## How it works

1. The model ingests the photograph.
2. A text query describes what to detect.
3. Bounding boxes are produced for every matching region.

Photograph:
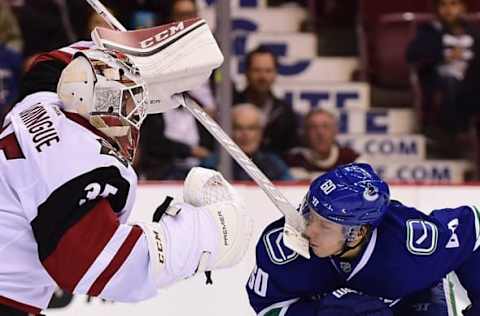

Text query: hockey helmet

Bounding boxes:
[301,163,390,228]
[57,49,148,161]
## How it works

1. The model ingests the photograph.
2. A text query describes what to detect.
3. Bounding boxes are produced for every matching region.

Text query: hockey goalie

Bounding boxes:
[0,19,253,315]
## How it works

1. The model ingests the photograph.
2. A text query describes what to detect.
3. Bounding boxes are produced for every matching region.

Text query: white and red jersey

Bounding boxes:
[0,92,158,314]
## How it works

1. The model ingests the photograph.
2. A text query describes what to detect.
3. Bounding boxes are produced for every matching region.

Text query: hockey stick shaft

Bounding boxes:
[84,0,309,258]
[182,96,308,257]
[85,0,126,32]
[182,96,304,225]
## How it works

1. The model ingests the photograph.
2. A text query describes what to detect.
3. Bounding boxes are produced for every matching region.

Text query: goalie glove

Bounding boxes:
[183,167,254,270]
[134,167,252,289]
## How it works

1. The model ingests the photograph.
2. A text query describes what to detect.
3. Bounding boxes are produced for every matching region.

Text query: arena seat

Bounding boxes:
[357,1,433,108]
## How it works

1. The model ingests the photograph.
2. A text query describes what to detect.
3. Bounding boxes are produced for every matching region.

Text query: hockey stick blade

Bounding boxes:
[182,95,310,259]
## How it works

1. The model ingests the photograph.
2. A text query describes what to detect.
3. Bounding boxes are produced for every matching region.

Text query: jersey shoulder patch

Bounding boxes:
[406,219,438,255]
[263,226,299,265]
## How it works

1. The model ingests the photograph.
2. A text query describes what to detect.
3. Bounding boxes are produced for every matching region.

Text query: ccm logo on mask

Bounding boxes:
[140,22,185,49]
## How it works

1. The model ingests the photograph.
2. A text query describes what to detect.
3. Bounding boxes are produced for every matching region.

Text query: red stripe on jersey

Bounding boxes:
[0,132,25,160]
[42,199,119,292]
[0,295,42,314]
[87,226,143,296]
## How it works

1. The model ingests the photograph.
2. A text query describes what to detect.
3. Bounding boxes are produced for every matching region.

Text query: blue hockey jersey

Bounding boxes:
[247,201,480,315]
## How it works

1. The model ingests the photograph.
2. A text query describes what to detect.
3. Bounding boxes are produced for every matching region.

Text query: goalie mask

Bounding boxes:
[57,49,148,162]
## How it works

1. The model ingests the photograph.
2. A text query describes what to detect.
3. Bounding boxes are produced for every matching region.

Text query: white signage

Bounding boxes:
[235,33,317,59]
[232,57,359,84]
[371,160,471,183]
[201,7,306,32]
[337,134,426,161]
[271,82,370,113]
[338,108,416,134]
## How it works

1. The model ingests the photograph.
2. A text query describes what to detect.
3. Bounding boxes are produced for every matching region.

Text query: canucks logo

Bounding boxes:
[363,183,379,202]
[406,220,438,255]
[263,227,299,265]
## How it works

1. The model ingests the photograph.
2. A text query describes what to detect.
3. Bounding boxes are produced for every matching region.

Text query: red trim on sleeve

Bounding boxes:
[42,199,120,292]
[87,225,143,296]
[0,295,42,314]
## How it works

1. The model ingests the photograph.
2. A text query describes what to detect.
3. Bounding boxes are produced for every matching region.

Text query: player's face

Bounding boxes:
[436,0,465,24]
[246,53,277,94]
[303,211,345,257]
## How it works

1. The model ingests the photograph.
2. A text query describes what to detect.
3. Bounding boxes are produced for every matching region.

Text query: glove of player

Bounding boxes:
[316,289,393,316]
[183,167,253,271]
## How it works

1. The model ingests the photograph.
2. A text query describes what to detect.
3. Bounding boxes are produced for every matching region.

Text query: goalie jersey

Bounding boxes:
[0,92,158,314]
[247,201,480,315]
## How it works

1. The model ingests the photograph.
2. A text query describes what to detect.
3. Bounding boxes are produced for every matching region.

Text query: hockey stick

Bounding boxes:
[181,96,309,258]
[85,0,310,259]
[85,0,126,32]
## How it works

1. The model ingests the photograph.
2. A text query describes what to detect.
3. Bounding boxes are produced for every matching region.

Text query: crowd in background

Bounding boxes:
[1,0,479,181]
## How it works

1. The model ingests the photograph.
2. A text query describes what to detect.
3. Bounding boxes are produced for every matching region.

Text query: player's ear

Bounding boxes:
[347,225,370,247]
[360,225,370,239]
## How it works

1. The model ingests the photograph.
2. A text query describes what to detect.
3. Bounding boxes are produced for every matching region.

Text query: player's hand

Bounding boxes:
[316,289,393,316]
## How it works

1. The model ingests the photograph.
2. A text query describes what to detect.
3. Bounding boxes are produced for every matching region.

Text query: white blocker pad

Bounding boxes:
[92,18,224,113]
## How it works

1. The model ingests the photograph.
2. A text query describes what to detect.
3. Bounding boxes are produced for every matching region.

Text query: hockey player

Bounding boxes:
[247,163,479,316]
[0,41,253,315]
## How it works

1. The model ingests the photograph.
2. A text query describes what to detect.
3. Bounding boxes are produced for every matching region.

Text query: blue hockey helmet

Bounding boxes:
[302,163,390,228]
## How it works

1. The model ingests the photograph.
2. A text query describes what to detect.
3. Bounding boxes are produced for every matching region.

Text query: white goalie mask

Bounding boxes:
[57,49,148,161]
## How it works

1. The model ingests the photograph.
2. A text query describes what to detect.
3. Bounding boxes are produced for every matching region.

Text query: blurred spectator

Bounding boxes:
[170,0,198,21]
[202,104,292,181]
[137,100,215,180]
[0,0,22,52]
[234,46,299,158]
[115,0,170,28]
[407,0,480,157]
[0,0,22,117]
[11,0,77,62]
[286,108,360,180]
